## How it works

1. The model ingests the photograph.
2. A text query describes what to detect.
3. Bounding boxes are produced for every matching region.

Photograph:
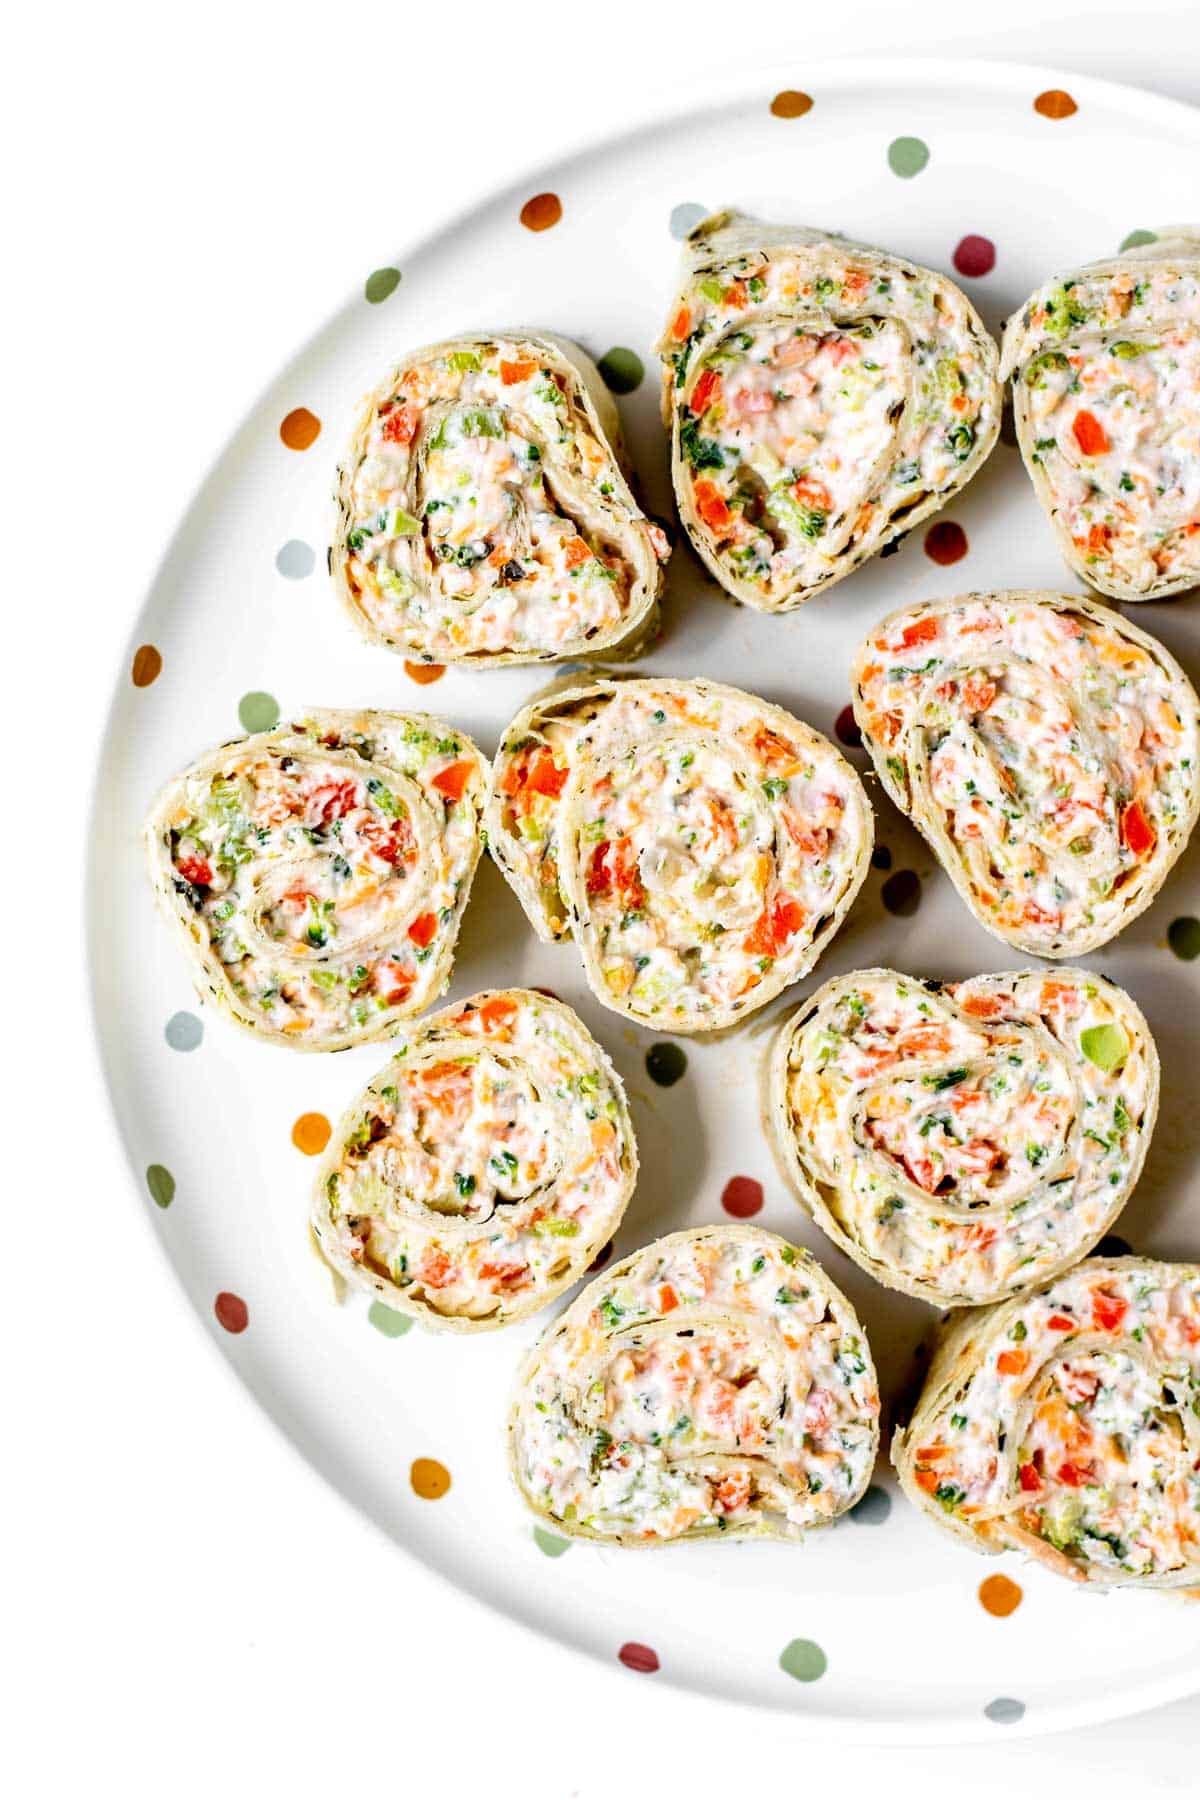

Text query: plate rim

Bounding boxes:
[85,53,1200,1743]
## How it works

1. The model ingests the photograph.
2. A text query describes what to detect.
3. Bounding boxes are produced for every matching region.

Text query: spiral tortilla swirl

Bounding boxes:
[852,590,1200,957]
[144,708,488,1050]
[1002,228,1200,601]
[311,988,637,1329]
[509,1225,880,1545]
[894,1258,1200,1589]
[486,676,872,1031]
[767,966,1158,1307]
[657,209,1000,612]
[332,332,668,666]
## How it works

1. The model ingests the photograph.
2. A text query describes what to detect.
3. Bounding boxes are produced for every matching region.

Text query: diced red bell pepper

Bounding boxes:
[431,760,472,803]
[1120,800,1155,858]
[381,405,418,446]
[1072,410,1110,456]
[689,369,722,415]
[407,912,437,949]
[1091,1289,1129,1333]
[692,479,733,535]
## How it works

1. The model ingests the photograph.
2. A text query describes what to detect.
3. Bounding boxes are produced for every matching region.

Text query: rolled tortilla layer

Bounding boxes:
[311,989,636,1329]
[852,590,1200,957]
[894,1258,1200,1589]
[656,209,1000,612]
[767,967,1158,1307]
[486,676,873,1030]
[332,333,669,666]
[509,1225,880,1544]
[1001,228,1200,600]
[144,708,488,1050]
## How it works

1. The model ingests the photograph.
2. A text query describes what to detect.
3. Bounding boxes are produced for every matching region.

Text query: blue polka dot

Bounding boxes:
[165,1011,203,1052]
[670,203,708,240]
[849,1483,892,1524]
[275,539,316,580]
[984,1697,1026,1724]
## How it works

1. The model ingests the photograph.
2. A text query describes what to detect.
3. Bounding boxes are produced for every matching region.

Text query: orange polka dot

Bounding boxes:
[1034,89,1077,120]
[771,90,813,119]
[280,407,321,450]
[292,1112,332,1156]
[979,1573,1023,1617]
[404,660,446,685]
[411,1457,452,1500]
[520,192,562,232]
[131,644,163,687]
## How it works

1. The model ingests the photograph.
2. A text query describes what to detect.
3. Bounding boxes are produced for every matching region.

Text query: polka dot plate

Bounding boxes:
[89,60,1200,1740]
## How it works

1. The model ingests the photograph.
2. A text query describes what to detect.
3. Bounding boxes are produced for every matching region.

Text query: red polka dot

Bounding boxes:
[619,1642,660,1673]
[721,1175,763,1218]
[835,704,862,748]
[952,235,995,278]
[924,521,968,565]
[214,1292,249,1333]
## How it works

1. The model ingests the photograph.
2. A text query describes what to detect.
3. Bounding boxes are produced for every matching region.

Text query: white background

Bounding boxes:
[8,1,1200,1792]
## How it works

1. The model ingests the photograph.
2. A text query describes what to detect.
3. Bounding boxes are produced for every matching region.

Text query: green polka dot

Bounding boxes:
[1168,916,1200,960]
[779,1638,827,1682]
[533,1526,571,1557]
[365,267,401,304]
[1119,229,1157,252]
[238,691,280,733]
[887,136,929,178]
[146,1164,175,1209]
[597,348,644,395]
[368,1301,413,1337]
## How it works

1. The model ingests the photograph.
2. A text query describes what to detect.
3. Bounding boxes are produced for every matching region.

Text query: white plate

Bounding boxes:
[89,57,1200,1741]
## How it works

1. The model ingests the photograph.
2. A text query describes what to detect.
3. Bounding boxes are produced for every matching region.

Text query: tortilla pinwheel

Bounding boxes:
[144,708,488,1050]
[767,967,1158,1307]
[894,1257,1200,1589]
[486,676,873,1030]
[509,1225,880,1544]
[657,209,1001,611]
[1002,228,1200,600]
[852,590,1200,957]
[333,333,669,666]
[311,988,637,1329]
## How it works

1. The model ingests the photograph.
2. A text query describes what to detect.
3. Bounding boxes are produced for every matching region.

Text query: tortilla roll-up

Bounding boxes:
[656,209,1000,612]
[332,333,669,666]
[311,989,636,1329]
[1001,229,1200,600]
[145,709,488,1051]
[852,591,1200,957]
[894,1258,1200,1589]
[767,967,1158,1308]
[486,676,873,1030]
[509,1225,880,1545]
